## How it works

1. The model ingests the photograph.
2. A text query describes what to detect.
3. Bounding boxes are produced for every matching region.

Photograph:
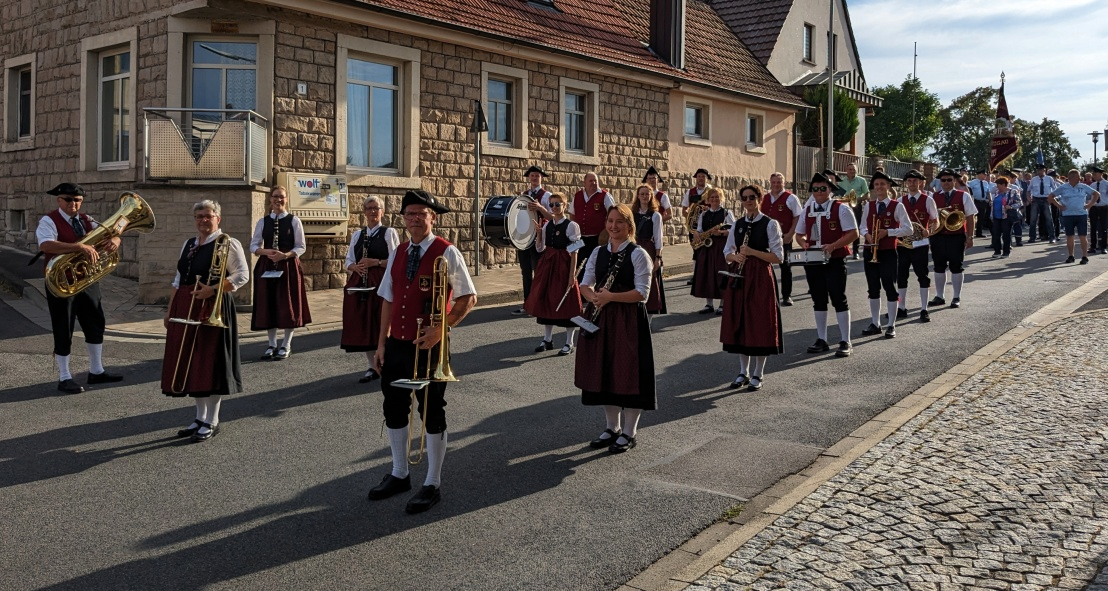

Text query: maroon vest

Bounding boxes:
[43,210,93,268]
[934,190,968,235]
[388,237,452,341]
[655,190,669,211]
[903,192,934,227]
[865,199,902,250]
[761,192,796,231]
[573,189,609,236]
[805,201,851,259]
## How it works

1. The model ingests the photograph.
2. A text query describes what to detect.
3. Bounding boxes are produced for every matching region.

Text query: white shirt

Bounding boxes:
[901,192,940,248]
[566,190,615,218]
[36,208,100,245]
[860,198,915,239]
[1091,179,1108,207]
[1029,175,1057,199]
[580,240,652,301]
[795,200,858,245]
[681,186,710,207]
[377,233,476,303]
[170,230,250,290]
[535,218,582,253]
[724,213,784,262]
[656,191,673,212]
[344,224,401,268]
[249,212,307,258]
[969,179,996,201]
[696,208,736,232]
[524,185,554,217]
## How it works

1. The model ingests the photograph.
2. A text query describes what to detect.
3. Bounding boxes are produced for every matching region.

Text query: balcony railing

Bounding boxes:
[144,108,268,185]
[796,147,917,186]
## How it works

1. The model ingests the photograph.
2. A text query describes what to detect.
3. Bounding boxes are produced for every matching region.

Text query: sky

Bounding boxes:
[849,0,1108,164]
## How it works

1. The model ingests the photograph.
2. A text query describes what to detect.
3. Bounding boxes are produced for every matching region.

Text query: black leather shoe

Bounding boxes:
[747,376,763,391]
[589,428,621,449]
[729,374,748,389]
[190,423,219,443]
[177,421,201,438]
[368,474,412,501]
[1065,255,1075,263]
[358,369,380,383]
[807,338,830,353]
[781,297,793,306]
[261,347,276,360]
[861,323,882,336]
[698,305,714,314]
[928,296,946,307]
[884,327,896,339]
[834,341,853,357]
[896,308,908,320]
[950,298,961,309]
[920,310,931,323]
[534,340,553,353]
[58,379,85,394]
[608,434,636,453]
[405,485,441,514]
[87,371,123,384]
[1081,256,1089,265]
[273,347,290,360]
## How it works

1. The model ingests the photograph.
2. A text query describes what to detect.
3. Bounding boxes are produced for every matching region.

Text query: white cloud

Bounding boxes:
[849,0,1108,161]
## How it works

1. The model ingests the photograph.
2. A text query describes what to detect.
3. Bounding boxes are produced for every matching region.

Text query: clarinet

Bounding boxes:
[270,215,281,273]
[571,248,628,334]
[357,227,372,301]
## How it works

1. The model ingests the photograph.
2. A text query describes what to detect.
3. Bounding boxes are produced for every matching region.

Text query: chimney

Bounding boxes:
[650,0,685,69]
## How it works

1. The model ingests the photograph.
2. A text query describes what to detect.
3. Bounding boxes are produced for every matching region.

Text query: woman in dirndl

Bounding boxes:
[575,204,655,454]
[341,196,400,382]
[720,184,784,392]
[160,200,250,442]
[250,185,312,360]
[523,192,583,356]
[632,184,667,315]
[691,187,735,314]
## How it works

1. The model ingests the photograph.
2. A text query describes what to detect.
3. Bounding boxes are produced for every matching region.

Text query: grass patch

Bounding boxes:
[718,503,744,522]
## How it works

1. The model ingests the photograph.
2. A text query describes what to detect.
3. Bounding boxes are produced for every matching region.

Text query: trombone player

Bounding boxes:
[35,183,124,394]
[369,190,477,514]
[160,200,249,442]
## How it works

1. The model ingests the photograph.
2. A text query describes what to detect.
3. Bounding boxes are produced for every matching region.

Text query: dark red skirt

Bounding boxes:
[639,240,667,314]
[251,257,312,330]
[340,266,386,352]
[575,302,656,410]
[161,287,242,397]
[720,258,783,355]
[691,238,727,299]
[525,248,582,327]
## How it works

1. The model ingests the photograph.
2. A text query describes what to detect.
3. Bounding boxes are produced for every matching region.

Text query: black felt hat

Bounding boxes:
[975,169,989,175]
[810,173,832,186]
[821,169,839,179]
[694,168,712,180]
[524,165,548,178]
[642,166,662,183]
[903,169,926,181]
[46,182,86,197]
[402,190,451,214]
[1091,166,1105,174]
[937,168,958,179]
[870,170,899,188]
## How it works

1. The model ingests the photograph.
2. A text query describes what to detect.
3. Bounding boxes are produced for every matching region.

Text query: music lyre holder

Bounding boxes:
[570,316,600,334]
[344,286,376,294]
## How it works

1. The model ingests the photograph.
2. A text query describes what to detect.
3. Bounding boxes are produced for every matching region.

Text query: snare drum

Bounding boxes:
[787,248,829,266]
[482,195,538,249]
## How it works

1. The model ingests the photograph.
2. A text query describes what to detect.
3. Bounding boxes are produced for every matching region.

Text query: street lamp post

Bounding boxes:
[1091,131,1101,167]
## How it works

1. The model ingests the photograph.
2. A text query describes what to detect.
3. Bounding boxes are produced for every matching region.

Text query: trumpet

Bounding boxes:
[390,256,457,465]
[168,234,232,394]
[938,207,966,232]
[868,212,880,263]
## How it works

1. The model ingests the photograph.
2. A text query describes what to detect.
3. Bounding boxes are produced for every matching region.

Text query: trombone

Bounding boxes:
[390,256,457,464]
[168,234,232,394]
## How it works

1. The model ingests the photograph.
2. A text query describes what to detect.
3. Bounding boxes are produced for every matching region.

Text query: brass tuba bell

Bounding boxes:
[938,208,966,232]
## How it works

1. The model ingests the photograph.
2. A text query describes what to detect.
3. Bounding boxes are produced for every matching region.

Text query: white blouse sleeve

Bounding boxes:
[723,223,738,256]
[724,210,737,225]
[385,228,401,253]
[651,212,663,251]
[345,230,362,269]
[767,219,784,261]
[225,237,251,291]
[838,204,858,231]
[567,221,581,242]
[889,203,915,237]
[631,246,652,301]
[290,216,307,258]
[248,218,266,254]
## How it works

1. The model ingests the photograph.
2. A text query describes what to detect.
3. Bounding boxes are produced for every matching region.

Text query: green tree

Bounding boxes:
[1010,117,1081,173]
[930,86,997,171]
[800,87,859,151]
[867,75,941,161]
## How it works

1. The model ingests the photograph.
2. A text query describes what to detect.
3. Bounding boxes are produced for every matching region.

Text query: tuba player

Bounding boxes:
[35,183,124,393]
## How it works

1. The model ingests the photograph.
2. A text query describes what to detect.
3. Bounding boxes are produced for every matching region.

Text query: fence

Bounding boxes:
[795,146,917,189]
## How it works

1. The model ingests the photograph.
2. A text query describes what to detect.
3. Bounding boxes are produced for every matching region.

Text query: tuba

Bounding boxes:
[389,256,457,464]
[167,233,233,394]
[938,208,966,232]
[45,192,156,297]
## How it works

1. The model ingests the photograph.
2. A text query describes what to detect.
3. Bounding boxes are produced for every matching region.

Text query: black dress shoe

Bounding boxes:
[861,323,882,336]
[58,379,85,394]
[781,297,793,306]
[190,423,220,443]
[534,340,553,353]
[367,474,412,500]
[729,374,748,389]
[950,298,961,309]
[87,371,123,384]
[920,310,931,323]
[589,428,621,449]
[358,369,380,384]
[261,347,276,360]
[806,338,830,353]
[834,341,853,357]
[177,422,201,438]
[698,304,714,314]
[273,347,290,360]
[928,296,946,307]
[1065,255,1075,263]
[896,308,908,320]
[608,434,636,453]
[405,485,441,514]
[747,376,763,391]
[884,327,896,339]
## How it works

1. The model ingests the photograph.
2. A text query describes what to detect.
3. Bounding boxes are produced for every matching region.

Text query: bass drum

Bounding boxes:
[482,195,537,249]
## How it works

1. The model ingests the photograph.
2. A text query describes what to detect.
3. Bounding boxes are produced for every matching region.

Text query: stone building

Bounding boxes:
[0,0,806,304]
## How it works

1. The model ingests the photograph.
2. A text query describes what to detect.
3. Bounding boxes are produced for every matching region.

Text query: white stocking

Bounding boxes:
[543,325,554,341]
[886,301,898,328]
[603,405,622,434]
[752,356,768,378]
[387,427,410,479]
[87,343,105,374]
[869,299,881,326]
[622,409,643,438]
[835,311,852,344]
[952,273,964,299]
[737,353,750,376]
[424,431,448,487]
[267,329,278,348]
[897,288,908,310]
[934,272,947,300]
[281,328,296,349]
[919,287,930,311]
[56,354,72,381]
[814,311,828,341]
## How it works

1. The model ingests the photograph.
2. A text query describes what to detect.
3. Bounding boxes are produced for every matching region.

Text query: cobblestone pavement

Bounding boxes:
[685,311,1108,591]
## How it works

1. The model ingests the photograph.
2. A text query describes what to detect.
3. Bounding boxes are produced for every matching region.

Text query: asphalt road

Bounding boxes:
[1,240,1105,591]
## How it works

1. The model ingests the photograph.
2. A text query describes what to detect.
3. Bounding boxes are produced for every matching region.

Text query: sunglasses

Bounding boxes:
[810,186,830,193]
[61,197,84,203]
[940,178,955,182]
[740,194,759,201]
[550,203,564,208]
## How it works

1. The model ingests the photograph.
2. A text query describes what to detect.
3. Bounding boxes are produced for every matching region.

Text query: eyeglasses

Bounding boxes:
[364,207,381,212]
[810,186,830,193]
[404,211,431,219]
[194,214,216,221]
[740,194,759,201]
[550,203,564,208]
[61,197,83,203]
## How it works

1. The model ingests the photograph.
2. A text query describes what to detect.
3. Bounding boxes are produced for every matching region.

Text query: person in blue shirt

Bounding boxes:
[990,177,1021,258]
[969,170,996,239]
[1048,169,1101,264]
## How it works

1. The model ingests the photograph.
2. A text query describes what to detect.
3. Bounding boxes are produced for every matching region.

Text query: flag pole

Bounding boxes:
[472,100,488,276]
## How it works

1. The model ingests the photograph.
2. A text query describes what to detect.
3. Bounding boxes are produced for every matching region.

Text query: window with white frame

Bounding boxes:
[685,104,705,138]
[98,49,131,166]
[346,57,400,171]
[564,91,586,153]
[558,78,599,164]
[189,40,257,120]
[746,113,764,147]
[3,53,36,146]
[803,24,815,63]
[487,78,513,145]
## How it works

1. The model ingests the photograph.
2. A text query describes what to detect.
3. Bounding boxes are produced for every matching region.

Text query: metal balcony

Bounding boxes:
[143,108,268,185]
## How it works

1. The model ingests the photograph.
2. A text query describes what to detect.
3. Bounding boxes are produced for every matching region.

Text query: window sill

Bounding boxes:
[744,144,767,154]
[801,59,817,66]
[482,143,529,159]
[76,168,139,184]
[682,135,712,148]
[1,138,34,152]
[558,150,600,166]
[345,172,423,190]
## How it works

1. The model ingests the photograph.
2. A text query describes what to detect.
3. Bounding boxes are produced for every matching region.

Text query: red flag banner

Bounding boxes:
[990,79,1018,170]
